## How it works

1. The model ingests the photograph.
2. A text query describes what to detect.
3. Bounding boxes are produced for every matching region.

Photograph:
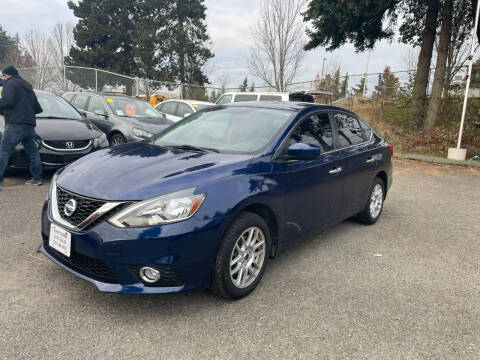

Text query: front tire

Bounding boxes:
[109,133,126,146]
[356,177,385,225]
[211,212,271,300]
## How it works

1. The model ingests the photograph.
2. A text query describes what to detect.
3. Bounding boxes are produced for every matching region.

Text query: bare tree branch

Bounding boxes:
[248,0,306,92]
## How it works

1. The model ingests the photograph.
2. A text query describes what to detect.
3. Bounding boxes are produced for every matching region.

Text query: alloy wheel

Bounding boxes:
[369,184,383,219]
[229,226,266,289]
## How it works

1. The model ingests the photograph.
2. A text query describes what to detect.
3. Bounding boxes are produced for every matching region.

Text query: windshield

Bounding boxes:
[37,93,83,120]
[151,106,293,154]
[106,97,165,119]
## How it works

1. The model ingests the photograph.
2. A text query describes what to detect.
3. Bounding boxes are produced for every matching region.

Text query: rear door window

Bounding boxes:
[177,103,193,117]
[162,101,178,116]
[72,94,89,111]
[234,94,258,102]
[359,119,372,141]
[259,95,282,101]
[333,112,364,148]
[288,112,333,153]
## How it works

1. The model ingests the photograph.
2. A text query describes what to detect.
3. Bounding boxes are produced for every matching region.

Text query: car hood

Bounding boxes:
[36,119,101,140]
[120,117,171,134]
[57,142,254,200]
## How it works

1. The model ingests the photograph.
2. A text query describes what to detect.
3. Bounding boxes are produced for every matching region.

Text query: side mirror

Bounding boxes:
[183,113,191,117]
[287,143,320,160]
[94,109,107,117]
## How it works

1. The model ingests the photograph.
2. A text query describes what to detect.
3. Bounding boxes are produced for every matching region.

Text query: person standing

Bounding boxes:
[0,66,43,190]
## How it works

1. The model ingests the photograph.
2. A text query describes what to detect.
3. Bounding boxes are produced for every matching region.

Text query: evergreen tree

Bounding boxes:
[239,77,248,92]
[249,82,255,92]
[0,25,13,67]
[160,0,213,88]
[352,77,367,96]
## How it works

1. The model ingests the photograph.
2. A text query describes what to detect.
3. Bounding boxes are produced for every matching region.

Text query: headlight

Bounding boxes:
[132,128,154,139]
[108,188,206,228]
[48,172,58,200]
[93,133,108,148]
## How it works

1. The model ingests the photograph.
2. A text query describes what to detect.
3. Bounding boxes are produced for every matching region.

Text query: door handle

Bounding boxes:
[366,158,376,164]
[329,167,343,174]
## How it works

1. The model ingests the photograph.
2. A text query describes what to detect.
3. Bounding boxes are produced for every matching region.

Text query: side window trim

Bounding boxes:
[272,110,333,161]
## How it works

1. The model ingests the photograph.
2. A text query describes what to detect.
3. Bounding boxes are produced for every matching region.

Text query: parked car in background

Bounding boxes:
[215,91,318,104]
[63,92,174,146]
[0,90,109,169]
[41,102,392,300]
[156,99,215,122]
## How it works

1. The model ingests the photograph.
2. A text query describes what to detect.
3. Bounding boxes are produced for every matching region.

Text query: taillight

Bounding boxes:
[387,144,394,157]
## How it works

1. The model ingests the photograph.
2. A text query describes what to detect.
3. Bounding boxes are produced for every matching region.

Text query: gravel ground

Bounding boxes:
[0,159,479,360]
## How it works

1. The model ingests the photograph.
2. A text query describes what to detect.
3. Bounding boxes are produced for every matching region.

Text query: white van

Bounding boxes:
[215,91,317,104]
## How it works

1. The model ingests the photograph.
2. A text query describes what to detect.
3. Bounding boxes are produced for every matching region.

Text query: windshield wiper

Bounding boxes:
[37,116,77,120]
[168,144,220,153]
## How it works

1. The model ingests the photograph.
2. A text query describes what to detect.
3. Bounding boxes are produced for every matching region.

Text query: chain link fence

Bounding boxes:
[16,66,222,103]
[15,65,475,104]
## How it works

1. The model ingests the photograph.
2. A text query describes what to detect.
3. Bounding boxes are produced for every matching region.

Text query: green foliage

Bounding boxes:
[249,82,255,92]
[239,77,248,92]
[0,25,33,69]
[160,0,213,86]
[303,0,400,51]
[66,0,213,93]
[374,66,400,99]
[352,77,367,96]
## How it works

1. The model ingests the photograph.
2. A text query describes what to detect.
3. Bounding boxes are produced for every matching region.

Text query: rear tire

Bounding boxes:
[356,177,385,225]
[211,212,271,300]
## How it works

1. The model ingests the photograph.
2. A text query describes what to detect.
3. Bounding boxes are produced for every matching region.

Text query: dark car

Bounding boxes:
[40,102,393,300]
[63,92,174,146]
[0,90,109,169]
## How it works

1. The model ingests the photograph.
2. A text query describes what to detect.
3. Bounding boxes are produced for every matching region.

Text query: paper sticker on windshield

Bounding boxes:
[106,98,114,103]
[116,110,124,115]
[192,104,198,108]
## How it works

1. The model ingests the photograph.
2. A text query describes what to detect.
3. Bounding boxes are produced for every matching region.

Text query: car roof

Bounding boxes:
[34,89,57,96]
[223,101,357,115]
[163,99,215,105]
[220,92,289,96]
[64,91,136,99]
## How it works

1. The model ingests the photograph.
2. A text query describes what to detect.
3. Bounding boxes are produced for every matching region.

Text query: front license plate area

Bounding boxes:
[49,223,71,257]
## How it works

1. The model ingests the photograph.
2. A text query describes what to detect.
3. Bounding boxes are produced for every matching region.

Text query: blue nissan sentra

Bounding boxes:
[40,102,393,299]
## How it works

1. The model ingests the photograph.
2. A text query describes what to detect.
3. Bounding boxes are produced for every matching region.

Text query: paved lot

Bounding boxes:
[0,159,479,360]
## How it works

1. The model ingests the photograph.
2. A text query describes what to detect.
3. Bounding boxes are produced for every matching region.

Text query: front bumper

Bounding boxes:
[9,145,101,169]
[41,199,225,294]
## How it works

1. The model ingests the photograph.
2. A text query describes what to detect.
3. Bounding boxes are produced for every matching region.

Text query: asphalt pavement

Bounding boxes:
[0,159,479,359]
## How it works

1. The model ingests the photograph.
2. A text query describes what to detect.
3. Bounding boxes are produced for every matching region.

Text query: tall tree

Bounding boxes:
[302,0,446,128]
[425,0,454,130]
[160,0,213,88]
[374,66,400,99]
[248,0,306,91]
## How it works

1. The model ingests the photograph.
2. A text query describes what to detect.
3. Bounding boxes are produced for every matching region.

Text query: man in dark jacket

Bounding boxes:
[0,66,43,190]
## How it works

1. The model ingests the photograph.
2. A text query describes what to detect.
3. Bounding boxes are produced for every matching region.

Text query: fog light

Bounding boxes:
[139,267,161,283]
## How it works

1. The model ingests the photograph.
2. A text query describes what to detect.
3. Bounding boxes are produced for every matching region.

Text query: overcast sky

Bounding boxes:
[0,0,415,89]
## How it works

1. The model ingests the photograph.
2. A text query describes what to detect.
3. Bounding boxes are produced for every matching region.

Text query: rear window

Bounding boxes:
[234,94,258,102]
[259,95,282,101]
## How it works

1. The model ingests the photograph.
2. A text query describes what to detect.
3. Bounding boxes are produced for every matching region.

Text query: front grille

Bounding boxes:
[57,186,106,227]
[45,244,118,283]
[42,153,85,165]
[128,265,183,287]
[43,140,91,150]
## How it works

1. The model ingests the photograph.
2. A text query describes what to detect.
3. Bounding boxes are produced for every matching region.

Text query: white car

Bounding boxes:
[156,100,214,122]
[215,91,318,104]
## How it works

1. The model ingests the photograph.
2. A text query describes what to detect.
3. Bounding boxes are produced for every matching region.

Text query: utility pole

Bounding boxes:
[362,49,371,100]
[321,58,327,84]
[448,0,480,160]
